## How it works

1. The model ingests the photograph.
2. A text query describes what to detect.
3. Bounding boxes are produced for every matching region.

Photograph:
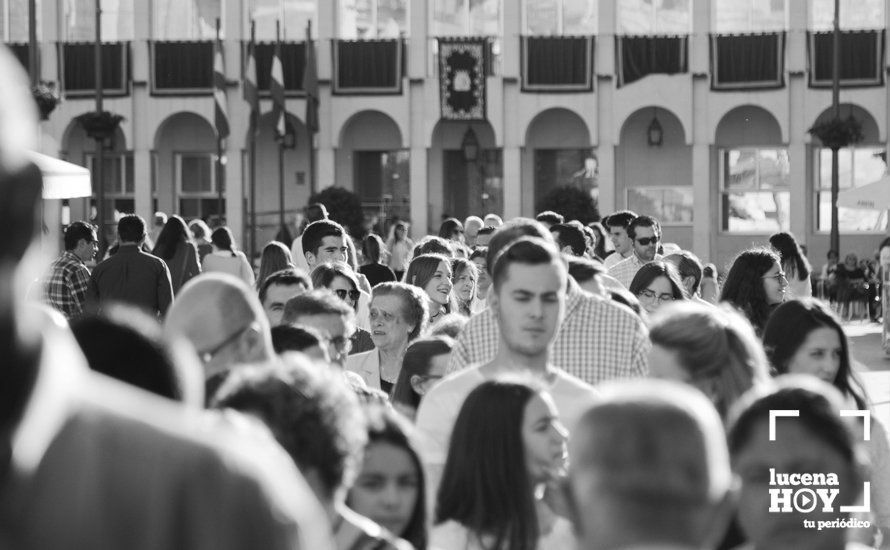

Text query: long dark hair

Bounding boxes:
[720,248,781,334]
[436,379,542,550]
[256,241,294,290]
[438,218,464,240]
[152,215,190,260]
[349,405,428,549]
[628,260,687,300]
[391,336,453,410]
[762,299,868,410]
[768,232,811,282]
[210,227,237,257]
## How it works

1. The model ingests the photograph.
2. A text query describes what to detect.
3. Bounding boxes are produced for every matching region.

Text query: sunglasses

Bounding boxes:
[334,289,362,302]
[635,236,660,246]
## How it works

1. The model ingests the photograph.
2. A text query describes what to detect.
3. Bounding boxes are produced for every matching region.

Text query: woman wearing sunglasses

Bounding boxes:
[310,262,375,354]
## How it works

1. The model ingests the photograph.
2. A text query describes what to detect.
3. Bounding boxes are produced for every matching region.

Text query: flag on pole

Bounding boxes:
[271,25,287,140]
[244,21,259,137]
[213,30,230,139]
[304,21,319,134]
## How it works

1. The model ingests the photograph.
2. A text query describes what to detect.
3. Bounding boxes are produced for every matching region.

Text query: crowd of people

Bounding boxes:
[2,44,889,550]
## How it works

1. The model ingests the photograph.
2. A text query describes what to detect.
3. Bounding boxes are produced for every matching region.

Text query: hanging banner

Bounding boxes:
[438,38,486,121]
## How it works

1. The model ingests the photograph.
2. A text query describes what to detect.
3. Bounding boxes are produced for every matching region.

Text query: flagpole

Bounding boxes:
[307,20,316,197]
[276,20,286,238]
[248,20,258,261]
[215,18,225,226]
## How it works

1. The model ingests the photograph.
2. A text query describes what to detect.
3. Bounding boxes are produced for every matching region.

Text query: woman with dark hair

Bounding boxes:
[361,234,398,288]
[151,215,200,294]
[765,301,890,542]
[387,222,414,281]
[648,301,770,420]
[348,405,429,549]
[391,336,453,420]
[438,218,465,245]
[311,261,375,354]
[433,378,572,550]
[587,222,612,261]
[451,258,478,316]
[346,282,428,392]
[188,218,214,262]
[720,247,786,336]
[628,260,687,317]
[201,226,255,287]
[468,247,490,314]
[406,253,453,323]
[768,231,811,299]
[255,241,294,290]
[700,263,719,304]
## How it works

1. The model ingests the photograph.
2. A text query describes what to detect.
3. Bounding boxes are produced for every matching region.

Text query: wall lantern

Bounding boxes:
[647,109,663,147]
[461,127,480,162]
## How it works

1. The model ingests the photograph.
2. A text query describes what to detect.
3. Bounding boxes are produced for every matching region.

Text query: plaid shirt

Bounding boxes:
[44,251,91,319]
[447,284,650,384]
[608,253,663,289]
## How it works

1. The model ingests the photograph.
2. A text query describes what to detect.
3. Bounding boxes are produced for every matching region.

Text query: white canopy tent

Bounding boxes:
[27,151,92,199]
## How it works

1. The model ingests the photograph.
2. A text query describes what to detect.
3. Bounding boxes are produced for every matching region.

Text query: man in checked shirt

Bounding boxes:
[447,218,650,385]
[43,221,98,319]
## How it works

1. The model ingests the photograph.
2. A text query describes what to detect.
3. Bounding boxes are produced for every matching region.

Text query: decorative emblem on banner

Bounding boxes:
[439,39,486,120]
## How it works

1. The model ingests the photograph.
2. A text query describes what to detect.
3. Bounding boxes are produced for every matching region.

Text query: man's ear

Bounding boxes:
[304,251,316,267]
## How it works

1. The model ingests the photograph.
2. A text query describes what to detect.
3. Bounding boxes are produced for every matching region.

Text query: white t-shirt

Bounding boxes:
[430,518,575,550]
[416,366,598,468]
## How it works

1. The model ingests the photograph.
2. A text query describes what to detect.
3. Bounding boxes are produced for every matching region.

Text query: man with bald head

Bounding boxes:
[164,272,274,402]
[567,380,735,550]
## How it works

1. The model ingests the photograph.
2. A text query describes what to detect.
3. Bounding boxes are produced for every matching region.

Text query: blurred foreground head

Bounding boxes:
[164,273,274,377]
[568,380,734,550]
[0,45,44,432]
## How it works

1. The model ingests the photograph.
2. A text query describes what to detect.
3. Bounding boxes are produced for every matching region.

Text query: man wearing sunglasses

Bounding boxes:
[608,215,663,289]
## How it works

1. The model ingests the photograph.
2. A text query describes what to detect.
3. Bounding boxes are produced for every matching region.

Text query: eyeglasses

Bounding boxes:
[333,289,362,303]
[637,289,675,303]
[762,272,788,283]
[635,236,660,246]
[198,322,257,364]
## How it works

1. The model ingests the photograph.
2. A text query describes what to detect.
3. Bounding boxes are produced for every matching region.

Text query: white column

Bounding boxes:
[409,147,428,241]
[317,137,335,191]
[133,149,152,222]
[502,146,521,219]
[691,143,711,260]
[225,144,243,245]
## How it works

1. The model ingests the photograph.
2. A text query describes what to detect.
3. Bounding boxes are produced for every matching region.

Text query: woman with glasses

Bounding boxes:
[310,262,375,354]
[720,247,786,336]
[346,282,429,393]
[628,260,687,317]
[391,336,454,420]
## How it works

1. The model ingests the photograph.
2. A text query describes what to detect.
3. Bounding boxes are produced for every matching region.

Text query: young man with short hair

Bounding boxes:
[302,220,349,270]
[44,221,98,318]
[602,210,638,269]
[608,215,663,289]
[448,219,649,385]
[417,237,599,498]
[86,214,174,317]
[259,268,312,326]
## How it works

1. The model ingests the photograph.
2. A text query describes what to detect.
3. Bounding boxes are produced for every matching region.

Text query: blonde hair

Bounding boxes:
[648,301,771,420]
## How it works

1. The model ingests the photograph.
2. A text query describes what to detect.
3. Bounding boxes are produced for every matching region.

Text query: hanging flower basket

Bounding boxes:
[31,82,61,121]
[76,111,125,141]
[808,115,864,150]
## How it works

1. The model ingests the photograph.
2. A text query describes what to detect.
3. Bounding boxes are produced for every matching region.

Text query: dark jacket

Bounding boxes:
[86,243,174,317]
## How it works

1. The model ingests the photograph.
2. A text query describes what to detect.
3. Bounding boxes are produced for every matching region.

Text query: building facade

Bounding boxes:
[6,0,890,269]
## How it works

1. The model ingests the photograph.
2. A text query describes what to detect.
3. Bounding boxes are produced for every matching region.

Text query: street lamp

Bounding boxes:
[461,127,480,162]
